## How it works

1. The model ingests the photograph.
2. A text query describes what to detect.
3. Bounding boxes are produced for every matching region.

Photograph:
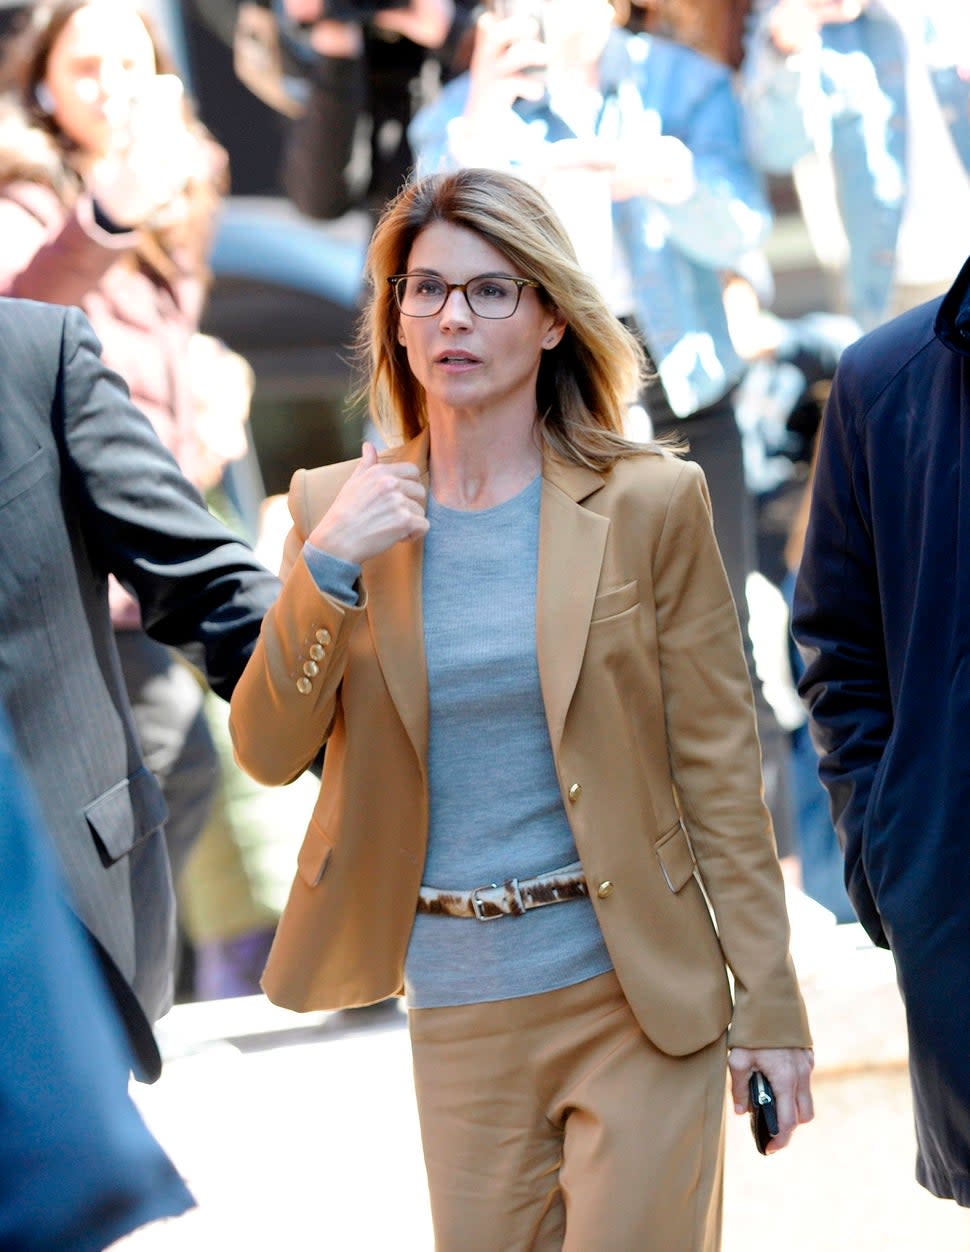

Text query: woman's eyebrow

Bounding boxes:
[402,269,520,279]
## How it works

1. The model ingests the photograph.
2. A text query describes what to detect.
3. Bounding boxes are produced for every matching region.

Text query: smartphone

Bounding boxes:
[488,0,545,35]
[748,1070,779,1155]
[487,0,545,78]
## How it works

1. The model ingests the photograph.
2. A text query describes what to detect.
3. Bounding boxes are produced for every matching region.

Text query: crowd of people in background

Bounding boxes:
[199,0,970,940]
[217,0,970,934]
[4,0,970,1244]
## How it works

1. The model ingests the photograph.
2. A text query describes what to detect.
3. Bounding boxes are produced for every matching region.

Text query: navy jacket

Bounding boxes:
[0,705,193,1249]
[793,257,970,1204]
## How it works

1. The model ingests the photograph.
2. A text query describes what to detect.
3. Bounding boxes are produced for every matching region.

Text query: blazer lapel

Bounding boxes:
[363,431,430,776]
[537,457,609,756]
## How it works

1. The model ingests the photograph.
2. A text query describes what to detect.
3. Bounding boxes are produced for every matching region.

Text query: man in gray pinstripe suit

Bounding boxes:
[0,297,280,1081]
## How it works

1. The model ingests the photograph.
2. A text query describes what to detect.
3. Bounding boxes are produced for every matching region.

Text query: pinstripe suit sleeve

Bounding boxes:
[54,306,281,697]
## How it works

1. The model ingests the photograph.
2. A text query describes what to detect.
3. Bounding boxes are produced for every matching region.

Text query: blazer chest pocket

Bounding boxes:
[297,818,333,887]
[590,579,639,623]
[655,820,697,893]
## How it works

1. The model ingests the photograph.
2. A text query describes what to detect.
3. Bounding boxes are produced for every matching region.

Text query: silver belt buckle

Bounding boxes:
[471,878,523,921]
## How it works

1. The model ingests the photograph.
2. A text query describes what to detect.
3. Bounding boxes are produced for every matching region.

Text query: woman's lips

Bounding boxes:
[435,351,481,370]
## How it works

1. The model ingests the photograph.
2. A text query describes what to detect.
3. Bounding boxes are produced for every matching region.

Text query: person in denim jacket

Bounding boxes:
[412,2,769,421]
[409,0,798,860]
[742,0,970,331]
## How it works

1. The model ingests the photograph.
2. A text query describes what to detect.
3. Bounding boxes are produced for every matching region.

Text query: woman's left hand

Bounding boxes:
[727,1046,815,1153]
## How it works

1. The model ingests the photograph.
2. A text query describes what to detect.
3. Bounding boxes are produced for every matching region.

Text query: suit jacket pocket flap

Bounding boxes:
[655,821,697,893]
[84,766,168,865]
[0,446,49,508]
[297,819,333,887]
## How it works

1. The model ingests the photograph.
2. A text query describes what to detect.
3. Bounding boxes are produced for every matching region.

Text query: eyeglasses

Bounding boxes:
[387,272,541,319]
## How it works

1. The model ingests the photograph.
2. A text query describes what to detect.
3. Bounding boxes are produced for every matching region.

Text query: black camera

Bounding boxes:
[299,0,410,26]
[271,0,413,77]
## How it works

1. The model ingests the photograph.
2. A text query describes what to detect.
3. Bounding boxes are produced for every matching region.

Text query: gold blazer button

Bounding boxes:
[596,881,614,899]
[567,782,582,802]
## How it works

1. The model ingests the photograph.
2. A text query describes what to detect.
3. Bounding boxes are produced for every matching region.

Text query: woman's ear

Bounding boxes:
[542,311,567,350]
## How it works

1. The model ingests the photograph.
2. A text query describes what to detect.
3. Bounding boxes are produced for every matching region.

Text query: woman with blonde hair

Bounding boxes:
[230,166,813,1251]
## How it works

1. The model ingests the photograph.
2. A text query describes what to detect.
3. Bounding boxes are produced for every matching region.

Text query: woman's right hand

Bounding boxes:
[307,442,429,564]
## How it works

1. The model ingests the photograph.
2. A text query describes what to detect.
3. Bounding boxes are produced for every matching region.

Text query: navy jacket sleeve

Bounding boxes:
[56,306,280,697]
[791,352,892,947]
[0,705,194,1250]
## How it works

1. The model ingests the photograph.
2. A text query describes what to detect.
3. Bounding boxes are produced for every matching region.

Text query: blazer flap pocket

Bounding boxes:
[655,821,697,893]
[84,767,168,865]
[590,579,639,622]
[297,819,333,887]
[0,446,49,509]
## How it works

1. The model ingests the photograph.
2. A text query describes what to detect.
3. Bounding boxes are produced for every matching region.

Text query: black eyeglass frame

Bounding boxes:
[387,273,542,319]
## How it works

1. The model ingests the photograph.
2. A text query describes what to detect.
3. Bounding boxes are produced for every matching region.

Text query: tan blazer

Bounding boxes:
[229,430,811,1057]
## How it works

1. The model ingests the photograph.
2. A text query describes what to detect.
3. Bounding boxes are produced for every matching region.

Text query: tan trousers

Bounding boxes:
[408,970,727,1252]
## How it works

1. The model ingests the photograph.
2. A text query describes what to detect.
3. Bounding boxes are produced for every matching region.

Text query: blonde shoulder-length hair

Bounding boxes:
[359,167,664,471]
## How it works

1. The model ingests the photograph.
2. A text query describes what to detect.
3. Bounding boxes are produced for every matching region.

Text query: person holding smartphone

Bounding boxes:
[229,167,813,1251]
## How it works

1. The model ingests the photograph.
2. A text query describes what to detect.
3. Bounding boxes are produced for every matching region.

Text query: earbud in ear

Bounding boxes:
[34,82,55,114]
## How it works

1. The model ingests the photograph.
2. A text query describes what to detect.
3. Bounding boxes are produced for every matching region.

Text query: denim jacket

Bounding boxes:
[742,2,970,330]
[410,30,770,418]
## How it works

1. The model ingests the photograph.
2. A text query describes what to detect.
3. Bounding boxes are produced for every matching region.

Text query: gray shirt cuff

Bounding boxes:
[302,542,361,605]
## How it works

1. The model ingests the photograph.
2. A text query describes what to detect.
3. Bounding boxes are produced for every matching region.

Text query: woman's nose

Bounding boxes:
[438,287,472,326]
